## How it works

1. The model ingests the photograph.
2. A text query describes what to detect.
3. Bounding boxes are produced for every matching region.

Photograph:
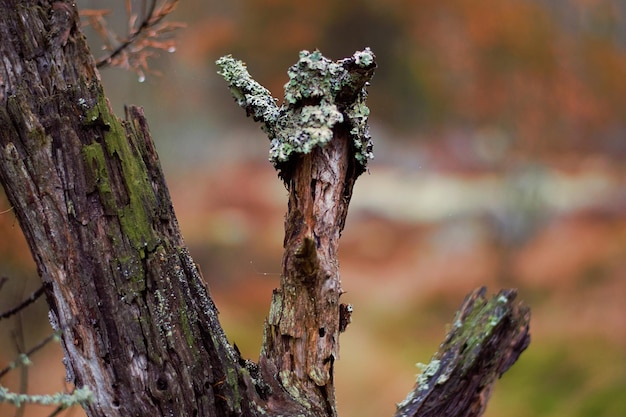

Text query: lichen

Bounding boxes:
[345,96,374,164]
[278,370,312,410]
[267,290,283,327]
[217,48,376,169]
[353,49,375,66]
[114,254,145,302]
[216,55,279,126]
[415,359,441,390]
[155,288,174,339]
[0,385,93,408]
[283,50,341,104]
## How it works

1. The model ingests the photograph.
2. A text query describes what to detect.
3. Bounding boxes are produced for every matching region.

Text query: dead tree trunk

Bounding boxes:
[0,1,529,416]
[0,2,261,416]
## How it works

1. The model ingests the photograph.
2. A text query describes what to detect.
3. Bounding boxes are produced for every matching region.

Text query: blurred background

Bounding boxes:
[1,0,625,416]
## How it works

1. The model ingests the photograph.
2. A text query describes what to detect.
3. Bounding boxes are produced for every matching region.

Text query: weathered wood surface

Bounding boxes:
[394,288,530,417]
[0,1,254,416]
[218,49,376,416]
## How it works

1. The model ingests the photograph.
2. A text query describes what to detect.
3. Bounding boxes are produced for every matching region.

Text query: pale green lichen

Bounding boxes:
[354,49,374,66]
[416,359,441,390]
[267,290,283,326]
[278,370,312,410]
[269,100,344,163]
[0,385,93,408]
[217,48,376,168]
[345,98,374,164]
[5,353,32,372]
[155,288,174,339]
[283,50,341,104]
[216,55,279,126]
[308,364,329,387]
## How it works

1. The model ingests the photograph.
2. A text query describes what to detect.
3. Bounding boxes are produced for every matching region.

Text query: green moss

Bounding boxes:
[226,366,242,412]
[178,297,197,349]
[81,91,159,255]
[444,293,512,373]
[81,143,116,213]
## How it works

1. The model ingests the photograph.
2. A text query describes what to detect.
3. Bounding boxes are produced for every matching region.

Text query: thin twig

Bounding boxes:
[96,0,156,68]
[12,312,27,417]
[45,383,79,417]
[46,406,64,417]
[0,331,61,379]
[80,0,184,81]
[0,285,46,321]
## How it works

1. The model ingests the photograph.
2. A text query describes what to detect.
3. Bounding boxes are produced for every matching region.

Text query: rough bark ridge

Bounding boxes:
[0,1,530,417]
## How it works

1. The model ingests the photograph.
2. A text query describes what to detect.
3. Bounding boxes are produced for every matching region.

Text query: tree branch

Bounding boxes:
[395,288,531,417]
[81,0,185,80]
[218,49,376,416]
[0,284,45,321]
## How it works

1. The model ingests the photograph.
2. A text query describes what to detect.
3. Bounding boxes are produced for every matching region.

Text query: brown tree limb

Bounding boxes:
[218,49,376,416]
[394,288,531,417]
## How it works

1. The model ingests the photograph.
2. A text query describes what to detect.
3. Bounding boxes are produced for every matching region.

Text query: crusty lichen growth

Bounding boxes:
[217,48,376,168]
[215,56,279,128]
[396,289,523,413]
[0,385,93,408]
[415,360,441,390]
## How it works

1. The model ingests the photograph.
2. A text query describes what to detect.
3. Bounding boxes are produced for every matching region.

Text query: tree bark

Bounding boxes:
[0,1,530,417]
[0,2,260,416]
[217,49,376,416]
[394,288,530,417]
